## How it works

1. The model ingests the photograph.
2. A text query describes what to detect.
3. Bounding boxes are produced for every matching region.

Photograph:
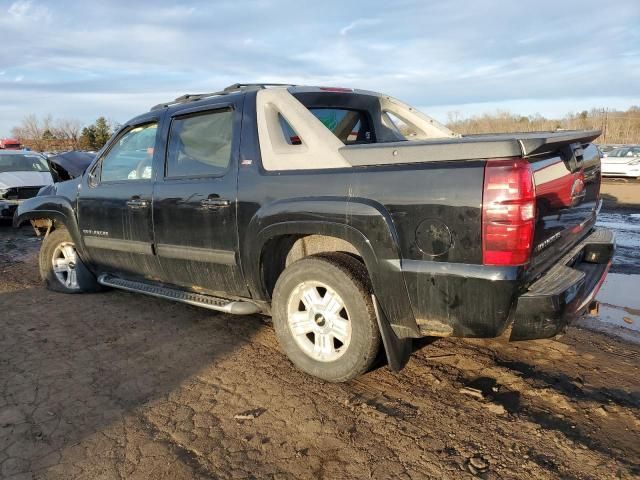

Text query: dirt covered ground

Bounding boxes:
[601,178,640,210]
[1,201,639,479]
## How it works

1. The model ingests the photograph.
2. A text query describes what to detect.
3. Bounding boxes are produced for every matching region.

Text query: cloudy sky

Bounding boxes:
[0,0,638,136]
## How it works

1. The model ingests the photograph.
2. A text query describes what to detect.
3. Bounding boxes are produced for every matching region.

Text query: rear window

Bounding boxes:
[308,108,373,144]
[0,154,49,173]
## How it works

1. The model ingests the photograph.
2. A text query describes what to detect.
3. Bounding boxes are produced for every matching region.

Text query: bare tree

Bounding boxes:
[446,106,640,144]
[10,114,87,151]
[53,118,82,150]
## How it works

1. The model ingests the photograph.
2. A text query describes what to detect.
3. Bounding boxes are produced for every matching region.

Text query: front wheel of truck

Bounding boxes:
[272,253,381,382]
[39,228,101,294]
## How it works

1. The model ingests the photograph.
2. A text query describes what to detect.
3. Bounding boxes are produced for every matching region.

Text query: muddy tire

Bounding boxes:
[272,252,381,382]
[39,228,100,293]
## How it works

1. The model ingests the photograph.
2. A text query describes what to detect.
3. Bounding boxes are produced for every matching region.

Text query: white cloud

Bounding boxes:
[7,0,51,22]
[339,18,381,36]
[0,0,638,136]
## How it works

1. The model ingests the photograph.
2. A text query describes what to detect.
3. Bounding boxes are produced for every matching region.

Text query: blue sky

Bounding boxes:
[0,0,638,136]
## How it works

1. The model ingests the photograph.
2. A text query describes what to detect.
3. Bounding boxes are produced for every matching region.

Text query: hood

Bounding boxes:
[602,156,639,165]
[48,151,95,180]
[0,171,54,189]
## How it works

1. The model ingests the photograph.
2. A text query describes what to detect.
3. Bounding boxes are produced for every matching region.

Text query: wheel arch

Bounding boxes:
[243,197,419,339]
[13,195,86,255]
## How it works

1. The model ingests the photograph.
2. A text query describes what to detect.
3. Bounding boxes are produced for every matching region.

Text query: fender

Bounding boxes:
[13,194,87,258]
[243,196,420,338]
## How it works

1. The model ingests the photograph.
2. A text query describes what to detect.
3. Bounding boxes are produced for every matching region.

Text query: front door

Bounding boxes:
[78,115,161,279]
[152,99,249,297]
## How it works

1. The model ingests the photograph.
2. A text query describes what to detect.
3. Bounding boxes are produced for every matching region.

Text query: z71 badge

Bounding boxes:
[82,229,109,237]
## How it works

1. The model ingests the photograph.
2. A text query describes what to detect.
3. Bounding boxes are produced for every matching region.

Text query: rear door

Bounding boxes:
[152,97,249,297]
[78,114,161,278]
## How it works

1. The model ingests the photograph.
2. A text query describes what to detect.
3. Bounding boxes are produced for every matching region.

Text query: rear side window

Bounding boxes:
[383,111,422,139]
[166,109,233,178]
[308,108,373,144]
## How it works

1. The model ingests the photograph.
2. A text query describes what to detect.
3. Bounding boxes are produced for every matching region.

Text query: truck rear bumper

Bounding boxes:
[509,228,615,340]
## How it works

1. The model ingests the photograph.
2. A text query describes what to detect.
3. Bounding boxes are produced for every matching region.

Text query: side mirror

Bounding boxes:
[87,163,100,187]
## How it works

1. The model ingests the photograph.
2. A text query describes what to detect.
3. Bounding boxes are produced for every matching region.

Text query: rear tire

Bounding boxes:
[39,228,100,293]
[272,252,381,382]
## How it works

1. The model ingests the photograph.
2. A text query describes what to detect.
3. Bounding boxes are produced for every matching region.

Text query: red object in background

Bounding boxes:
[535,160,586,208]
[0,138,21,149]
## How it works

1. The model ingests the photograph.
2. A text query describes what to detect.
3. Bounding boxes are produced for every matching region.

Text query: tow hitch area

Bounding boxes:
[510,228,614,341]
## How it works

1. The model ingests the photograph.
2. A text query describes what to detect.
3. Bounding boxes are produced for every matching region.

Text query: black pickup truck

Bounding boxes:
[15,83,614,382]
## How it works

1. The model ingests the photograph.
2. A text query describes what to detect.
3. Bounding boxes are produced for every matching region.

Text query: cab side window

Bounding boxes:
[166,109,234,178]
[100,123,158,182]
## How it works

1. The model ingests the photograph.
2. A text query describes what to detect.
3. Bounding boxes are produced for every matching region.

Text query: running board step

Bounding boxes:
[98,274,261,315]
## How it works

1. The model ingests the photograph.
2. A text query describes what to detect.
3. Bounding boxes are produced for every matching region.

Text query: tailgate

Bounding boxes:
[527,137,602,280]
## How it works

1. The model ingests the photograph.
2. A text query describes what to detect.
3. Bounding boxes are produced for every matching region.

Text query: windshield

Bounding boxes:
[0,154,50,173]
[607,147,640,157]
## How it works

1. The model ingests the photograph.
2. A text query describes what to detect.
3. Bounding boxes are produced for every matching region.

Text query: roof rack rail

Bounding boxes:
[150,82,296,111]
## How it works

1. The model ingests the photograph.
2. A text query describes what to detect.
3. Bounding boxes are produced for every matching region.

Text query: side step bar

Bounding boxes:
[98,274,261,315]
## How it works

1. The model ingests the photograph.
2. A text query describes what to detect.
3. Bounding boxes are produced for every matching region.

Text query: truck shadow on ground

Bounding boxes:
[408,334,639,474]
[493,358,640,410]
[457,365,640,474]
[0,285,265,468]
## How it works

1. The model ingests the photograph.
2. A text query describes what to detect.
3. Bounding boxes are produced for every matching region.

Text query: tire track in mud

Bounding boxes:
[418,339,639,466]
[2,222,639,479]
[237,326,639,478]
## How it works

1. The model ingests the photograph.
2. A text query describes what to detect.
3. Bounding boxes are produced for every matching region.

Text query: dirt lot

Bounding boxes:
[601,178,640,210]
[1,191,639,479]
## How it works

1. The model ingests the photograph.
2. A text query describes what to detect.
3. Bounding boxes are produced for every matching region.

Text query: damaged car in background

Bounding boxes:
[0,150,53,220]
[1,150,94,220]
[15,83,615,382]
[46,151,96,182]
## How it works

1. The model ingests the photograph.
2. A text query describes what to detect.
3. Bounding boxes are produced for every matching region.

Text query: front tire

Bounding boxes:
[272,253,381,382]
[39,228,100,293]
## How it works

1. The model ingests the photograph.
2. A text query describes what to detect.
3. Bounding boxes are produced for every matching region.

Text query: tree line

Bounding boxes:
[445,107,640,144]
[8,106,640,153]
[10,115,117,152]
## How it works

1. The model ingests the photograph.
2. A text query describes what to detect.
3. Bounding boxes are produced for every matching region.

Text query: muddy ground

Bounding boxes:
[1,183,639,479]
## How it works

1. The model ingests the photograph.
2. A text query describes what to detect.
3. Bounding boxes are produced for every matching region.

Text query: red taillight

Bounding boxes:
[482,158,536,266]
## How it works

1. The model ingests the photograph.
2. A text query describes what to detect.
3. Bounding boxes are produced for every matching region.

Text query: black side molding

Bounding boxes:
[83,236,154,255]
[155,244,237,265]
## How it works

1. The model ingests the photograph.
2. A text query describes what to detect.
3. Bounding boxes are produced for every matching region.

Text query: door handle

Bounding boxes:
[200,197,230,209]
[126,197,149,209]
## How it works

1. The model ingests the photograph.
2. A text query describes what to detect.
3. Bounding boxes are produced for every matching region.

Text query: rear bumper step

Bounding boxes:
[98,274,261,315]
[509,227,614,341]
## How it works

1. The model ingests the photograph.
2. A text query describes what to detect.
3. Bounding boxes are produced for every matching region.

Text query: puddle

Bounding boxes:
[596,212,640,274]
[576,273,640,344]
[574,209,640,343]
[595,272,640,333]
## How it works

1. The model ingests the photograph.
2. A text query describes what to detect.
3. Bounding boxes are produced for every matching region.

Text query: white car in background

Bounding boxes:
[601,146,640,178]
[0,150,54,219]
